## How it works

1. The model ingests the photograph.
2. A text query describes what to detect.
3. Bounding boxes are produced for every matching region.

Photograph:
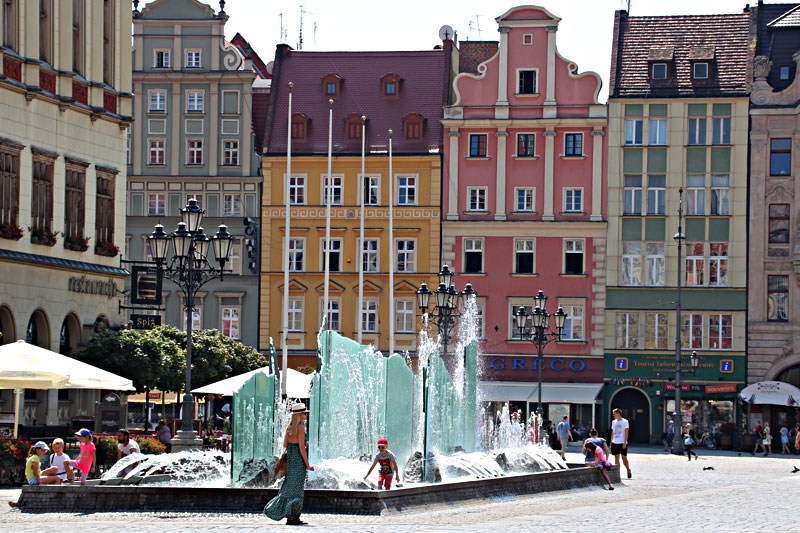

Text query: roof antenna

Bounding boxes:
[279,12,287,44]
[626,0,632,13]
[298,5,313,50]
[474,15,482,40]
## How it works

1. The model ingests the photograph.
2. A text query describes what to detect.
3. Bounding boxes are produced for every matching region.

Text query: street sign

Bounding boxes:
[130,314,161,330]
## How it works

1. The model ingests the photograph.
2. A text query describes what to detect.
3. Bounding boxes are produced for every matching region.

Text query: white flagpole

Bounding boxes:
[358,116,366,344]
[281,82,293,397]
[323,99,333,329]
[388,130,395,355]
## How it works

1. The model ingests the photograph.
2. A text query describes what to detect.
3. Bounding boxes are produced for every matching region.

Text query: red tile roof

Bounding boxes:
[263,46,448,155]
[458,41,499,75]
[609,10,751,98]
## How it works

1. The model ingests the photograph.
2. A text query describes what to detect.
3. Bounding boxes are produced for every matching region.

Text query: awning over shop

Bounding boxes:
[479,382,603,404]
[739,381,800,406]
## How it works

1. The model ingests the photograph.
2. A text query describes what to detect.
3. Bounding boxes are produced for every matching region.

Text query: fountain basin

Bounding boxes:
[15,464,620,514]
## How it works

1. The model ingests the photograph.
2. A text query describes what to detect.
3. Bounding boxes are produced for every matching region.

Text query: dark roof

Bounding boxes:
[263,46,448,155]
[754,2,800,92]
[230,32,271,80]
[609,10,751,98]
[458,41,499,75]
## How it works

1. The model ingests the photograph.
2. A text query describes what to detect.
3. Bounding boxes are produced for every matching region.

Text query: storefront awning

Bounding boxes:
[739,381,800,406]
[479,382,603,404]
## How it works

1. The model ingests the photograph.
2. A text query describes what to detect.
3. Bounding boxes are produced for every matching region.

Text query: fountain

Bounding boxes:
[14,299,619,513]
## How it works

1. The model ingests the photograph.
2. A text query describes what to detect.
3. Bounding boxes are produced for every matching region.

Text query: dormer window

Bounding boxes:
[381,73,401,97]
[291,113,310,140]
[780,66,790,80]
[321,73,343,97]
[345,114,363,140]
[652,63,667,79]
[402,113,425,140]
[693,62,708,79]
[648,47,673,81]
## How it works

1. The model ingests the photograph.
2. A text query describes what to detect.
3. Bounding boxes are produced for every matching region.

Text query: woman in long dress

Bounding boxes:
[264,402,315,525]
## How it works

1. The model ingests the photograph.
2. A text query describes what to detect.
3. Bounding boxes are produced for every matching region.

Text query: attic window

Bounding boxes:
[381,73,401,97]
[291,113,309,140]
[652,63,667,79]
[321,73,343,97]
[693,62,708,79]
[345,113,363,140]
[522,33,533,45]
[402,113,425,140]
[780,66,790,80]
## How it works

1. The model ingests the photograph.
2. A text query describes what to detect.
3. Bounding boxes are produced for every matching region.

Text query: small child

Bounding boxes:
[584,441,614,490]
[25,441,61,485]
[49,438,75,484]
[364,438,400,489]
[66,428,96,485]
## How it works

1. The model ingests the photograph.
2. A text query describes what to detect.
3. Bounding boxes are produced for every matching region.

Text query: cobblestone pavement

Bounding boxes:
[1,445,797,532]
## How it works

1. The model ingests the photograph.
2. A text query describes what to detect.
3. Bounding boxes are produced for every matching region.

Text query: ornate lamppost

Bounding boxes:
[148,198,233,450]
[414,265,476,358]
[513,290,567,424]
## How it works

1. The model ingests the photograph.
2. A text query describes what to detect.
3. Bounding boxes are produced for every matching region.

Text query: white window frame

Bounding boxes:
[693,62,708,79]
[148,193,166,216]
[361,175,380,205]
[516,133,536,157]
[187,139,203,165]
[149,89,166,112]
[323,298,340,332]
[710,174,730,215]
[186,90,204,113]
[221,306,240,339]
[322,174,343,206]
[223,140,239,166]
[625,119,643,146]
[397,175,417,206]
[564,188,583,213]
[623,175,642,215]
[184,307,202,332]
[681,313,703,350]
[645,242,665,287]
[646,175,666,215]
[688,117,706,145]
[463,238,484,273]
[686,175,706,215]
[652,63,667,79]
[288,238,305,272]
[685,243,705,286]
[223,194,241,217]
[395,299,415,333]
[321,239,342,272]
[361,299,378,333]
[564,133,583,156]
[185,49,201,68]
[395,239,416,273]
[467,187,487,211]
[645,312,669,349]
[154,48,170,69]
[709,242,728,287]
[468,134,488,157]
[648,118,667,145]
[288,297,303,331]
[708,314,732,350]
[516,68,538,95]
[560,302,584,341]
[228,240,241,275]
[361,238,379,273]
[515,187,535,212]
[621,242,642,286]
[288,174,306,205]
[711,117,731,145]
[564,239,584,275]
[148,139,165,165]
[514,239,535,274]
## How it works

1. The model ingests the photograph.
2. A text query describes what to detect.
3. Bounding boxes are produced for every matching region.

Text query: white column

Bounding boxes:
[543,130,557,221]
[543,25,558,118]
[495,27,510,119]
[591,129,605,221]
[495,130,508,220]
[447,131,460,220]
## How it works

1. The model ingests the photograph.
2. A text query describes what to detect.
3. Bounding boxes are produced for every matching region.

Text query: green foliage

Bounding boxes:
[135,435,166,455]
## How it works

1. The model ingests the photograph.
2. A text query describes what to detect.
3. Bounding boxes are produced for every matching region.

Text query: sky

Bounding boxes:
[159,0,752,102]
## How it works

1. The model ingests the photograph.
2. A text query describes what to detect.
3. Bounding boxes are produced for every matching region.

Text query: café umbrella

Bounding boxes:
[0,340,134,437]
[738,381,800,406]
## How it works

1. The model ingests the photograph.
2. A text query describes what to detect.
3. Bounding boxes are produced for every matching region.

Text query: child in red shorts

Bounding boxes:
[364,438,400,489]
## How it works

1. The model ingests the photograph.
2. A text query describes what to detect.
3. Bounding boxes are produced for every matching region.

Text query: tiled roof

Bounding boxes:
[458,41,499,75]
[609,10,751,98]
[754,3,800,92]
[230,32,271,80]
[263,46,448,155]
[768,4,800,27]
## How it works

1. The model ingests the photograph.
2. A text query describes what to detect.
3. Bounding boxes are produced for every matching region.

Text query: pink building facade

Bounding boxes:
[442,6,608,429]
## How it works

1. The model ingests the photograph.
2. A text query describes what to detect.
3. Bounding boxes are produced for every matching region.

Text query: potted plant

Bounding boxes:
[29,227,58,246]
[64,234,90,252]
[0,437,31,486]
[0,223,23,240]
[95,240,120,257]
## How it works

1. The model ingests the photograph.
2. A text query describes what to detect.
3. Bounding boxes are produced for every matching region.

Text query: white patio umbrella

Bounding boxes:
[739,381,800,406]
[192,366,312,398]
[0,340,135,437]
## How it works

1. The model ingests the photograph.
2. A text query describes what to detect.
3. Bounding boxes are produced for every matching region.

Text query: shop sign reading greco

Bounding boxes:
[68,276,120,299]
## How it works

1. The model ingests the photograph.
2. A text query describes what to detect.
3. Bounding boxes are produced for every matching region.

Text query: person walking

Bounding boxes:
[780,424,791,454]
[683,423,698,461]
[556,416,573,460]
[763,423,773,455]
[663,420,675,452]
[610,408,631,479]
[752,422,766,456]
[364,438,400,489]
[264,402,314,526]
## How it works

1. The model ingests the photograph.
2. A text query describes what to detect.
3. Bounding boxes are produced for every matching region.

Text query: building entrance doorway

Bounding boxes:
[611,388,651,443]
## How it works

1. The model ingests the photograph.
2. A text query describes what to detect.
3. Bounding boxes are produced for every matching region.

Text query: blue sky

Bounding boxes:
[157,0,751,102]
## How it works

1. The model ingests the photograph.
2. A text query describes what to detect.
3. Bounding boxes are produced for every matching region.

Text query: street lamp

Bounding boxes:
[671,188,701,454]
[148,198,233,450]
[415,265,476,358]
[513,290,568,424]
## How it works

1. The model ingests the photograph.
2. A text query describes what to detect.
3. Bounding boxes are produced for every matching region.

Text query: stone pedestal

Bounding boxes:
[170,429,202,452]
